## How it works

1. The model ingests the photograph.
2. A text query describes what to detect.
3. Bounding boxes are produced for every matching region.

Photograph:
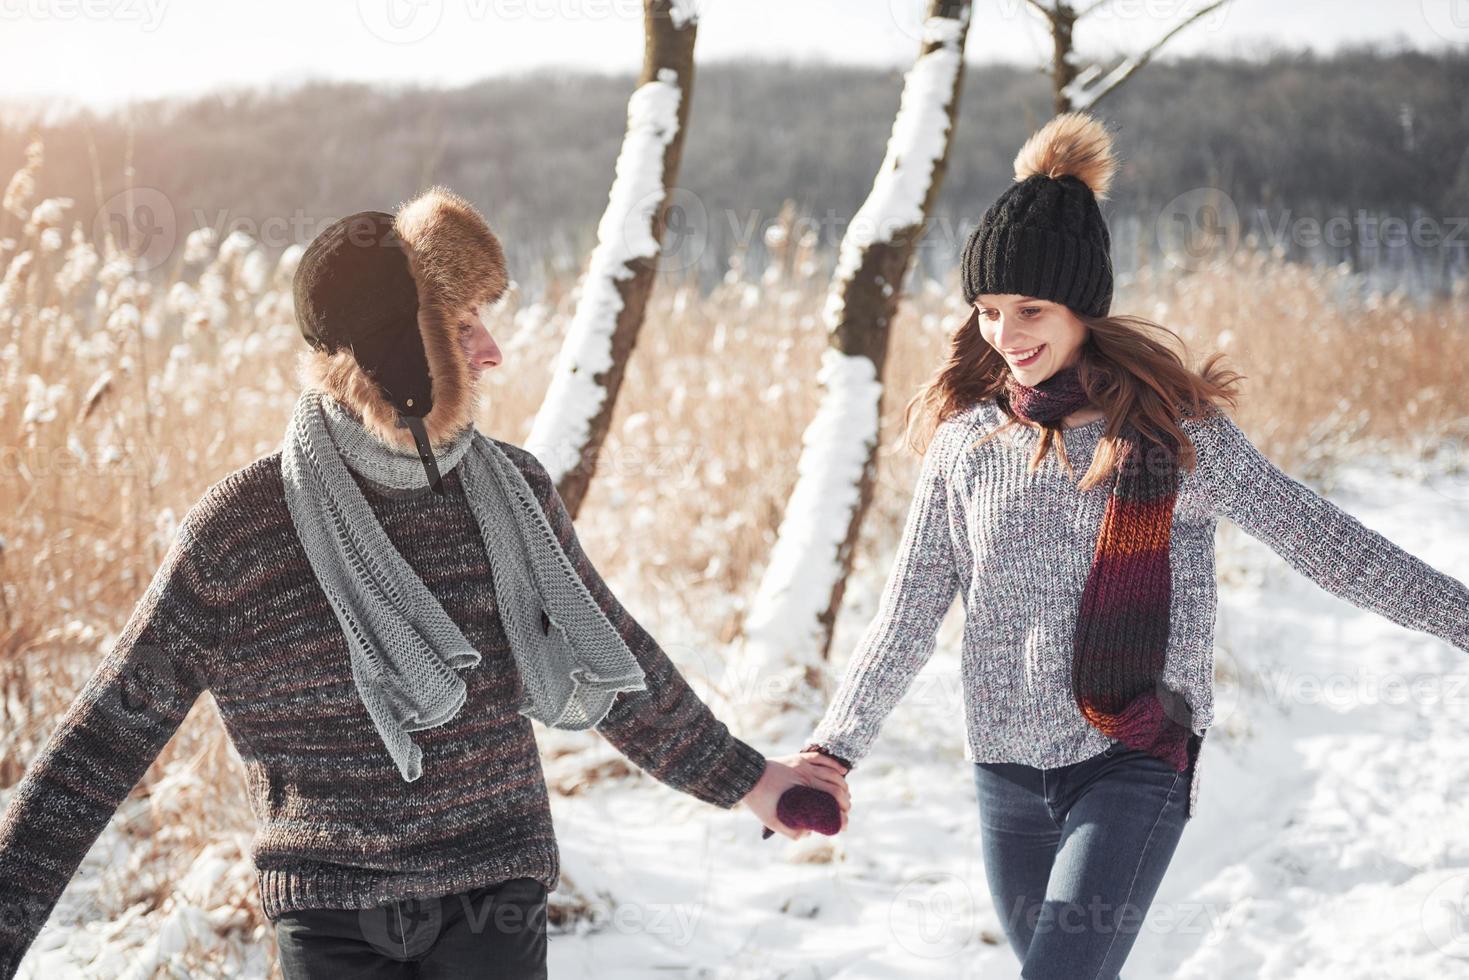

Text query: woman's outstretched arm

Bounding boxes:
[0,504,221,979]
[801,421,966,771]
[1188,409,1469,654]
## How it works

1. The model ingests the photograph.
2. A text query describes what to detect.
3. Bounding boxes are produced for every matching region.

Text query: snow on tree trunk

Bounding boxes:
[739,1,972,694]
[525,0,696,517]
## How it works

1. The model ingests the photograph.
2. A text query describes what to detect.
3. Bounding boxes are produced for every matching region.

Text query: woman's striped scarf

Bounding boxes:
[1004,365,1197,772]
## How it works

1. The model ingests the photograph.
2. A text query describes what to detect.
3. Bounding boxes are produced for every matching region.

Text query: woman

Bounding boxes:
[801,111,1469,977]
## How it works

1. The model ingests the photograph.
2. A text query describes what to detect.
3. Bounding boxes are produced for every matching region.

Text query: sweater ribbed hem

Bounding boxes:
[256,840,560,922]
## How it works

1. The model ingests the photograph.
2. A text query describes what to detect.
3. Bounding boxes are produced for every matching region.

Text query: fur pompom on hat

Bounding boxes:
[959,111,1119,317]
[293,185,508,461]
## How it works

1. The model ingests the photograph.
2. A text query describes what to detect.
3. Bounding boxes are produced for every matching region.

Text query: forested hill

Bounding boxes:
[3,45,1465,292]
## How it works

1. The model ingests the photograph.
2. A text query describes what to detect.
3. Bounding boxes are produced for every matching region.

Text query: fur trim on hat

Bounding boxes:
[1013,110,1119,202]
[296,185,508,452]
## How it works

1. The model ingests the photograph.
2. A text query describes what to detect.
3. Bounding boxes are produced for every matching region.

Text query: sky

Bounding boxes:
[1,0,1461,115]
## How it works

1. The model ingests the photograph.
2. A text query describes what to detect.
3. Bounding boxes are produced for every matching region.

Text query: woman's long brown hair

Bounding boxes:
[902,307,1247,490]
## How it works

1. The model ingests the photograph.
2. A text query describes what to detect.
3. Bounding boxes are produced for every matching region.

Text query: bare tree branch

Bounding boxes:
[1072,0,1231,110]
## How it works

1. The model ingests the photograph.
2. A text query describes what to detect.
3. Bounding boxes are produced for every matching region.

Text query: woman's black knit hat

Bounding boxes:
[960,111,1120,318]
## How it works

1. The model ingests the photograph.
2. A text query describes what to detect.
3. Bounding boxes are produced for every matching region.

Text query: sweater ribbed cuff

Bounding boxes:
[681,735,767,809]
[801,741,854,772]
[1451,621,1469,657]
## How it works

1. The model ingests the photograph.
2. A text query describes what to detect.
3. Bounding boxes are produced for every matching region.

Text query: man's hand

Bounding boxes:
[742,751,851,839]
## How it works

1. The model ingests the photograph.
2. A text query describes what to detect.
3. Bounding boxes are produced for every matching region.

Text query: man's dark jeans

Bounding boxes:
[273,876,549,979]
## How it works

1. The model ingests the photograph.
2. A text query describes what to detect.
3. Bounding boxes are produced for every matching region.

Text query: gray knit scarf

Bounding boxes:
[280,387,648,782]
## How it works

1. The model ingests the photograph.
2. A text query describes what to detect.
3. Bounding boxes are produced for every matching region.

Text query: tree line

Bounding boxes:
[3,43,1465,296]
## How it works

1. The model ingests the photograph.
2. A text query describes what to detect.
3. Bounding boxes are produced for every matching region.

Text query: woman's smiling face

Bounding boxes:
[974,294,1088,383]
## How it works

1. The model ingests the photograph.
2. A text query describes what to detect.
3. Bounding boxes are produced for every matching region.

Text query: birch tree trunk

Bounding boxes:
[739,1,972,690]
[525,0,698,517]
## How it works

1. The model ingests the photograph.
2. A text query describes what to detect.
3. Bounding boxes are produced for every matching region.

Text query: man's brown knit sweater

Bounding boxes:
[0,438,768,974]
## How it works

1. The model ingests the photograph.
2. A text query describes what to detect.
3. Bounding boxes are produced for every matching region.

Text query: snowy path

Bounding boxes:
[551,460,1469,978]
[8,462,1469,978]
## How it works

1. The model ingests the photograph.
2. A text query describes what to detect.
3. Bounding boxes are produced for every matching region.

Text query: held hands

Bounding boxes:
[743,750,851,840]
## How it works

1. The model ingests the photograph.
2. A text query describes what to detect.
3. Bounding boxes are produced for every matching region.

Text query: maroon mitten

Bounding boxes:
[761,785,842,839]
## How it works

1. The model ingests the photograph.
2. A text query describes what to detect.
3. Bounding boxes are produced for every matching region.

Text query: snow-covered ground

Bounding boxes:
[10,457,1469,978]
[542,455,1469,979]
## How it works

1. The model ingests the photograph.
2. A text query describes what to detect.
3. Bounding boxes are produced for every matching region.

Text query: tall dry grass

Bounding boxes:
[2,142,1467,967]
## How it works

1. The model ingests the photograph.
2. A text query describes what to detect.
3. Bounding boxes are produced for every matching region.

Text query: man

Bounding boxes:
[0,185,849,979]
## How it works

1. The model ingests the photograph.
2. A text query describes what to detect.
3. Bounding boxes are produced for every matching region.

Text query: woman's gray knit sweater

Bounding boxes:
[807,400,1469,818]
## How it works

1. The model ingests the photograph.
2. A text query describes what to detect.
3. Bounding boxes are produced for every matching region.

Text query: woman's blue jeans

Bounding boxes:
[272,876,549,979]
[972,738,1192,980]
